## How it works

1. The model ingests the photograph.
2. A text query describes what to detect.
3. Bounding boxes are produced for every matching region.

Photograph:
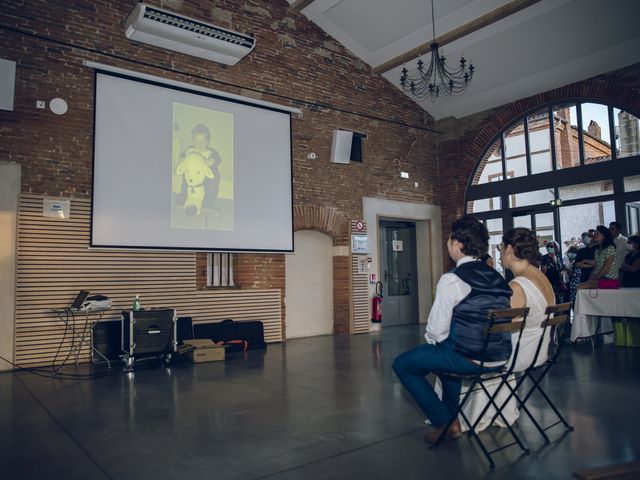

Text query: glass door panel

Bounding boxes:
[485,218,504,275]
[559,200,616,250]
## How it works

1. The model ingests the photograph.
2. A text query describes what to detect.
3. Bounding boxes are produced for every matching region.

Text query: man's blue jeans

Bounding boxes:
[392,342,483,426]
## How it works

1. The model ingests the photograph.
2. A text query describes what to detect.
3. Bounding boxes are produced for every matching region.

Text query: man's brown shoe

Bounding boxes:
[424,419,462,444]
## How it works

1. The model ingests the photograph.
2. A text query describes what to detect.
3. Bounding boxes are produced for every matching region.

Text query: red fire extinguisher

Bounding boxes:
[372,281,383,323]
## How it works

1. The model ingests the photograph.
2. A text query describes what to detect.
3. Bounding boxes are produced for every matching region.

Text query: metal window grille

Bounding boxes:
[207,253,234,287]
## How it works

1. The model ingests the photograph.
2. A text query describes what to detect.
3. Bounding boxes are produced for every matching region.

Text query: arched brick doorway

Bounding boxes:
[291,205,350,335]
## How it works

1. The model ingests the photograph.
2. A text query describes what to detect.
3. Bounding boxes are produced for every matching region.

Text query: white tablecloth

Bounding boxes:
[571,288,640,341]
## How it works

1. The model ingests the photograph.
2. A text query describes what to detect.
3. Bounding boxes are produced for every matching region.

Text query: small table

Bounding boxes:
[53,308,112,367]
[572,288,640,343]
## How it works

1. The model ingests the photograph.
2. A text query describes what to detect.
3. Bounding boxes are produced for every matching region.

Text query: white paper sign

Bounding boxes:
[351,234,369,254]
[43,198,70,219]
[392,240,404,252]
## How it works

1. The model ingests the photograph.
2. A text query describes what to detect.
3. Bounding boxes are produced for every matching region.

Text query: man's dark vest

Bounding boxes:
[449,260,512,362]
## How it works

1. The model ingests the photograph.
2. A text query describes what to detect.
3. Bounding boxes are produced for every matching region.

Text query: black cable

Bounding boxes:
[53,309,80,375]
[2,352,190,381]
[51,309,70,372]
[0,24,440,134]
[1,353,122,381]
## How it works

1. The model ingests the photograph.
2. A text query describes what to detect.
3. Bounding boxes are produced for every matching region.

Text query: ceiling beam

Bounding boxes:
[372,0,542,75]
[290,0,316,10]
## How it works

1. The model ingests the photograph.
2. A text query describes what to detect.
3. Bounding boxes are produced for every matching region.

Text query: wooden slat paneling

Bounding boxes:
[15,195,282,367]
[351,220,370,334]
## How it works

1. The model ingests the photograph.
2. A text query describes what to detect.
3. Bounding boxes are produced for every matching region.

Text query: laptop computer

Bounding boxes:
[70,290,90,310]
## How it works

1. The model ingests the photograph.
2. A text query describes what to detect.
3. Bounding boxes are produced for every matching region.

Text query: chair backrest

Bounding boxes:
[528,302,572,367]
[538,302,572,362]
[479,307,529,370]
[542,302,572,330]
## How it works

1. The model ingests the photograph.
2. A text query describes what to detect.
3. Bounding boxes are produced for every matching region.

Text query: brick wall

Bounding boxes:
[0,0,438,337]
[437,62,640,269]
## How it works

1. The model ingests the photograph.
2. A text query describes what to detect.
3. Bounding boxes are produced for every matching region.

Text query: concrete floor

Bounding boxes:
[1,325,639,480]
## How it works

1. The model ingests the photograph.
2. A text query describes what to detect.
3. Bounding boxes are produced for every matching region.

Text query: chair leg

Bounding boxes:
[519,368,574,433]
[527,380,574,432]
[431,380,476,448]
[498,374,551,444]
[436,380,497,470]
[487,374,527,428]
[478,381,530,455]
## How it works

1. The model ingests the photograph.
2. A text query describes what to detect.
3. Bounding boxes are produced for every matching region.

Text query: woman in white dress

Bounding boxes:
[448,227,555,432]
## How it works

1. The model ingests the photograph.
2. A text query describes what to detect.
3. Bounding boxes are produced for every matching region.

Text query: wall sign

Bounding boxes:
[43,198,70,219]
[351,234,369,254]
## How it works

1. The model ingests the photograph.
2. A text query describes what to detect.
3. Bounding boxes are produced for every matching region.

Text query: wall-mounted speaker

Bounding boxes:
[330,130,353,164]
[0,59,16,112]
[331,129,366,164]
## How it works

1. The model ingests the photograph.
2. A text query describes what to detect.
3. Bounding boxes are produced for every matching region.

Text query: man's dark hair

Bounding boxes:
[450,216,488,258]
[609,221,622,231]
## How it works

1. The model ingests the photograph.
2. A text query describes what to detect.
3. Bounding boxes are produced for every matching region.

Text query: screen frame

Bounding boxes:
[90,68,295,253]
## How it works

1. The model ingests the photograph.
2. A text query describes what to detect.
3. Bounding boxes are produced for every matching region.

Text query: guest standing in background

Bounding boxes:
[620,235,640,288]
[578,226,619,289]
[574,231,596,289]
[609,221,628,279]
[541,240,565,302]
[563,245,579,304]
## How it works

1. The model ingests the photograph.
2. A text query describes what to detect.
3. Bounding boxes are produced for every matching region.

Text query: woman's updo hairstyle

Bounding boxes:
[502,227,541,266]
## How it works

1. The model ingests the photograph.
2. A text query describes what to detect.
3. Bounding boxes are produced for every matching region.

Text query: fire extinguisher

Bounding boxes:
[372,281,383,323]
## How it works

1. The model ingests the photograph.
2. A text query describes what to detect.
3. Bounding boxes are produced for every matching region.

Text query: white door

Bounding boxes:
[285,230,333,338]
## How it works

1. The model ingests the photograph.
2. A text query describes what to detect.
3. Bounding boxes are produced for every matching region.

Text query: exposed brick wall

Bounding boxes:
[293,204,349,243]
[437,63,640,269]
[0,0,438,337]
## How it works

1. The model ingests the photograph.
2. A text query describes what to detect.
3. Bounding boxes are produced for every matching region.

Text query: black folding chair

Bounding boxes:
[489,302,574,443]
[431,307,529,469]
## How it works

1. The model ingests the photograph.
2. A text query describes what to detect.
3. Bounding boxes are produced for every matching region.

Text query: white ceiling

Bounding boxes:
[290,0,640,120]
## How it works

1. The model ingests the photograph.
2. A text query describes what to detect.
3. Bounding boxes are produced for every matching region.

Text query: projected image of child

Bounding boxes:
[183,123,222,212]
[171,103,234,231]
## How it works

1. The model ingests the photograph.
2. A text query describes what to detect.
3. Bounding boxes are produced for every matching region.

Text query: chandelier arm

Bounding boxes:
[399,1,475,100]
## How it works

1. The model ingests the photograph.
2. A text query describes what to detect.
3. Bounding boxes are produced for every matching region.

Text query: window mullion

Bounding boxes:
[577,103,585,166]
[549,105,558,172]
[524,116,532,176]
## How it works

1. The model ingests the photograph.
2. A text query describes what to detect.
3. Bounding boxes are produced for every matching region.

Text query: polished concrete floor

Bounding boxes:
[1,325,639,480]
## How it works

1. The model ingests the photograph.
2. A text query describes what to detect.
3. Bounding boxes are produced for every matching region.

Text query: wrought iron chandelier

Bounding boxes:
[400,0,475,100]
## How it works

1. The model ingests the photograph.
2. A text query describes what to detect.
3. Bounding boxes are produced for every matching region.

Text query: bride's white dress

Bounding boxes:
[435,276,551,432]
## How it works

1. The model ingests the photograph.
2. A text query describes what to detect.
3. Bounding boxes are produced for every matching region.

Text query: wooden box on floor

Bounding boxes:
[183,339,225,363]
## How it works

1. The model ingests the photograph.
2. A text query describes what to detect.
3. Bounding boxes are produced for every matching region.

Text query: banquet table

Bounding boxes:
[571,288,640,342]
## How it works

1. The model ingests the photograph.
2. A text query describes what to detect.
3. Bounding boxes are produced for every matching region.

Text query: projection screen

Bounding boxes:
[91,69,294,252]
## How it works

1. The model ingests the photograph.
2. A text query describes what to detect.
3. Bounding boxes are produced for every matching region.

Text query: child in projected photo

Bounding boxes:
[178,123,222,215]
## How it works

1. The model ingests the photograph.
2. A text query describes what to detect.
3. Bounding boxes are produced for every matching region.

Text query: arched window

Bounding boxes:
[465,100,640,271]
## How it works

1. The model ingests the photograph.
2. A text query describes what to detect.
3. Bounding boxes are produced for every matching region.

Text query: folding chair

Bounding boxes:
[489,302,574,443]
[431,307,529,469]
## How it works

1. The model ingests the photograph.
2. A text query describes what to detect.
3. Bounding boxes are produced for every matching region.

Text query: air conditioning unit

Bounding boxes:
[124,3,256,66]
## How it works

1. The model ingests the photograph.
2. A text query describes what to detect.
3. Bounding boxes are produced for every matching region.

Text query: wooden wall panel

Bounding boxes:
[351,220,370,334]
[15,195,282,367]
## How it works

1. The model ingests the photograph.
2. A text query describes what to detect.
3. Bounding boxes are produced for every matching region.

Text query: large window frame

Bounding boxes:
[465,99,640,249]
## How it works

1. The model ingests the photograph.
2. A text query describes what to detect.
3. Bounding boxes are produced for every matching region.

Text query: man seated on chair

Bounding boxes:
[392,216,512,444]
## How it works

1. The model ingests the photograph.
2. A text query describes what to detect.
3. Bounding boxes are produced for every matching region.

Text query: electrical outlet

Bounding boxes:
[414,182,419,188]
[36,100,46,109]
